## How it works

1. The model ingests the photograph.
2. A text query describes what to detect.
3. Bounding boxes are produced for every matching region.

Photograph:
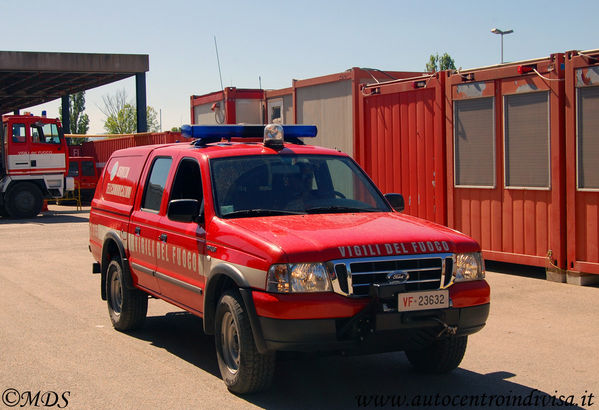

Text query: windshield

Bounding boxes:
[210,154,390,218]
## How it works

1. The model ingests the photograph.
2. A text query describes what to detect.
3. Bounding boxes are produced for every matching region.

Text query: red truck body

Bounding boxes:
[89,125,490,393]
[0,114,73,217]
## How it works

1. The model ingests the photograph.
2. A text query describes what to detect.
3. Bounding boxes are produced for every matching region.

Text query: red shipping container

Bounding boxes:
[564,49,599,284]
[445,54,566,273]
[357,72,447,225]
[190,88,264,125]
[76,132,189,173]
[265,68,423,158]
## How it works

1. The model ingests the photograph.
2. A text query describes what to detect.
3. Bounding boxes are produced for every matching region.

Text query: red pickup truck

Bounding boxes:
[89,124,490,393]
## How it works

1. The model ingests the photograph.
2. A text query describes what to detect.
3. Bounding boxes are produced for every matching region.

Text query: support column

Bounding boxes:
[135,73,147,133]
[61,95,70,133]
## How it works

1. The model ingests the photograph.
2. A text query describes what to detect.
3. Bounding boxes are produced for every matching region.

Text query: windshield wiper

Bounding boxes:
[305,206,379,214]
[222,209,305,218]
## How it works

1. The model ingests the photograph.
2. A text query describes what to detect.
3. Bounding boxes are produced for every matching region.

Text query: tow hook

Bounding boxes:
[432,318,458,338]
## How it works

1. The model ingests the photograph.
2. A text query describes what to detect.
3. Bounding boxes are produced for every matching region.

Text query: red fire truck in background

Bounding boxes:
[67,156,99,201]
[0,113,74,218]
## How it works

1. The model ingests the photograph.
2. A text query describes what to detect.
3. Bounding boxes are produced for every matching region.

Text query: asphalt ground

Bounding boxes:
[0,206,597,409]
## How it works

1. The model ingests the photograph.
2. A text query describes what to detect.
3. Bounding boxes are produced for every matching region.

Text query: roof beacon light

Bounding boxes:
[182,124,318,147]
[264,124,284,150]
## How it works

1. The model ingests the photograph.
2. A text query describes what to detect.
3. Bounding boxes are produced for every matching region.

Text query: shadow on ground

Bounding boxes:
[485,260,546,280]
[0,211,89,224]
[124,311,586,409]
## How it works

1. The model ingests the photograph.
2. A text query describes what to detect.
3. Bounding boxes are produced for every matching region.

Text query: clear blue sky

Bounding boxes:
[3,0,597,133]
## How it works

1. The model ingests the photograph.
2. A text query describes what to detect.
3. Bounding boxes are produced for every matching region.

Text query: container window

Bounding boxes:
[268,99,283,124]
[504,92,549,188]
[142,157,172,212]
[454,97,495,187]
[577,86,599,189]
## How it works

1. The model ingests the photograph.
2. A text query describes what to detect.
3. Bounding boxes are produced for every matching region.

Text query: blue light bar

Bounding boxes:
[181,124,317,142]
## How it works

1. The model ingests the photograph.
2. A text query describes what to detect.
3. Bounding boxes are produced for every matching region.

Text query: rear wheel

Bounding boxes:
[405,335,468,373]
[215,290,275,394]
[6,182,43,218]
[106,259,148,331]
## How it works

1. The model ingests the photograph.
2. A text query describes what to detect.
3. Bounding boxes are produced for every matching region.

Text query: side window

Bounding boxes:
[169,158,203,217]
[12,124,26,143]
[31,123,61,144]
[81,161,96,177]
[142,157,172,212]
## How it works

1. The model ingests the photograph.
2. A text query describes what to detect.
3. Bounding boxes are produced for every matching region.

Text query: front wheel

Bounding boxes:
[215,290,275,394]
[6,182,43,218]
[106,259,148,331]
[404,335,468,373]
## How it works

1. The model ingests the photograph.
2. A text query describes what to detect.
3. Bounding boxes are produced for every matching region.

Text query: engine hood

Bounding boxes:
[220,212,480,263]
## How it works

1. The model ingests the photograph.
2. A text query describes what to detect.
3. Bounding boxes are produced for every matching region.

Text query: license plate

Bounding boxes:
[397,290,449,312]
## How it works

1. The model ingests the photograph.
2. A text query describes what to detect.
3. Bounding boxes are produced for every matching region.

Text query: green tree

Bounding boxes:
[100,89,159,134]
[426,53,457,72]
[58,91,90,144]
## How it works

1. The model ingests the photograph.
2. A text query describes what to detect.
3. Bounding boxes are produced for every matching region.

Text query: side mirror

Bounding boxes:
[384,193,405,212]
[167,199,200,223]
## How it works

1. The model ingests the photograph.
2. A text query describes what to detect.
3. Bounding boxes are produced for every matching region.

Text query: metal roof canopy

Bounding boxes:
[0,51,149,132]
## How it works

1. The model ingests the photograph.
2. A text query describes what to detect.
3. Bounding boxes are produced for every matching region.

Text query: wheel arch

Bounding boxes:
[100,232,132,300]
[203,263,250,335]
[203,263,268,354]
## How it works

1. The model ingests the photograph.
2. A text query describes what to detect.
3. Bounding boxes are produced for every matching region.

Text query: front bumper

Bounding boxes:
[259,304,489,353]
[242,280,490,354]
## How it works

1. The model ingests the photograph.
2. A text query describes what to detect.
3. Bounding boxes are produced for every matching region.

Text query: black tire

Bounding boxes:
[215,290,275,394]
[405,335,468,373]
[0,203,8,218]
[6,182,43,218]
[106,259,148,331]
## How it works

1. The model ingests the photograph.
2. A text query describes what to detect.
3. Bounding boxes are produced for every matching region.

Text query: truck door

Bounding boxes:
[29,121,66,174]
[5,122,30,174]
[154,157,206,313]
[128,155,173,293]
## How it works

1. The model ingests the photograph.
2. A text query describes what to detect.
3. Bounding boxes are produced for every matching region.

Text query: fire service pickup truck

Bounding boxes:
[89,124,490,393]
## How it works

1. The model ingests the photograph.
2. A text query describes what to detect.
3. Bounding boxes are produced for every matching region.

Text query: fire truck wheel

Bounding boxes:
[215,290,275,394]
[0,203,8,218]
[6,182,43,218]
[404,335,468,373]
[106,259,148,331]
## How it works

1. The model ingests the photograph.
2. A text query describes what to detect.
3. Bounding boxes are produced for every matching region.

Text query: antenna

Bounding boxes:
[214,36,225,124]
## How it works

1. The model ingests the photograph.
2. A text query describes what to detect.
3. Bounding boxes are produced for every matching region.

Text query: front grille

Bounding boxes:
[331,253,453,296]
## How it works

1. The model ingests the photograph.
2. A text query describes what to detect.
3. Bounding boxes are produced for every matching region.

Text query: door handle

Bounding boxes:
[134,226,141,235]
[159,233,167,242]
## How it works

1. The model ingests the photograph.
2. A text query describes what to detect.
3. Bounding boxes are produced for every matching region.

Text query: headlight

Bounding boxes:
[453,252,485,282]
[266,263,332,293]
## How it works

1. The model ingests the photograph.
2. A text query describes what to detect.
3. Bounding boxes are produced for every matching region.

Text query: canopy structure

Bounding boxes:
[0,51,149,132]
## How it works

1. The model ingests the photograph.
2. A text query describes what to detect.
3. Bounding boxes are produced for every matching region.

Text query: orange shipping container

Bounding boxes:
[564,49,599,285]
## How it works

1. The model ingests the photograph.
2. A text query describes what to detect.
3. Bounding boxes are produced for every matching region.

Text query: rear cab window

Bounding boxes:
[141,157,173,213]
